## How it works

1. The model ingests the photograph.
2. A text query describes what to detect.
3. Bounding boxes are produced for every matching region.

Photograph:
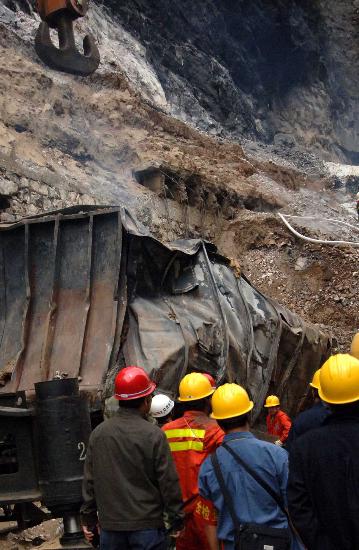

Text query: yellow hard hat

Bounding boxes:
[178,373,215,402]
[319,353,359,405]
[264,395,280,408]
[309,369,321,389]
[350,332,359,360]
[210,383,253,420]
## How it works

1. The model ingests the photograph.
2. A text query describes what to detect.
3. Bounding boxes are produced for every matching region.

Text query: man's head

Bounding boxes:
[318,353,359,411]
[264,395,280,416]
[177,372,215,414]
[118,394,153,416]
[217,413,250,433]
[114,365,156,417]
[210,383,253,433]
[150,394,175,425]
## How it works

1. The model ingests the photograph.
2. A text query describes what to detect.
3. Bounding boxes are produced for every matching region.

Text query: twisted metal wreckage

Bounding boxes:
[0,206,331,533]
[0,206,331,413]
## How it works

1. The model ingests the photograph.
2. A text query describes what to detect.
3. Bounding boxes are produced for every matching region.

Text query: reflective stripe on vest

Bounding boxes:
[165,428,205,452]
[165,429,205,439]
[169,440,204,452]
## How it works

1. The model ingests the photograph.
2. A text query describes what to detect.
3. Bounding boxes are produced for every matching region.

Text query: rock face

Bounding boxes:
[103,0,359,163]
[2,0,359,164]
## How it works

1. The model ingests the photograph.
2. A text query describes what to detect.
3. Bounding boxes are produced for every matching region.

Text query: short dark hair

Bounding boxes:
[181,396,210,412]
[118,396,146,409]
[217,413,249,431]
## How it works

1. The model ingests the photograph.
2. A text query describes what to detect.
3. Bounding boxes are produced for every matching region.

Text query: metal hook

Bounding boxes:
[35,15,100,76]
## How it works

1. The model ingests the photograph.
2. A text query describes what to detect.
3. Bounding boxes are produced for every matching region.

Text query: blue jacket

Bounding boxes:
[198,431,302,550]
[285,401,330,453]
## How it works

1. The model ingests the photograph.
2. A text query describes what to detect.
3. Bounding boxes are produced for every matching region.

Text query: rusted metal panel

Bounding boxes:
[0,228,27,389]
[48,218,93,379]
[10,221,59,392]
[0,210,123,397]
[79,212,122,389]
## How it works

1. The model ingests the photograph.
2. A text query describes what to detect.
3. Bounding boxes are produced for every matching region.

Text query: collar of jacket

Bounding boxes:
[224,431,254,442]
[117,407,145,419]
[183,410,208,420]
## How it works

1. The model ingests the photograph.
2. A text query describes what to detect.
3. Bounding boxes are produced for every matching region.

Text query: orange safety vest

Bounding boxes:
[266,409,292,443]
[163,411,224,507]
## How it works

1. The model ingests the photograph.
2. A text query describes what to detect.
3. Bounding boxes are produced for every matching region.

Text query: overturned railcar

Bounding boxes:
[0,206,331,533]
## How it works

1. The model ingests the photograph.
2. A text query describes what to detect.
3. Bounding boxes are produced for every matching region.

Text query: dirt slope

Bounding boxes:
[0,3,358,351]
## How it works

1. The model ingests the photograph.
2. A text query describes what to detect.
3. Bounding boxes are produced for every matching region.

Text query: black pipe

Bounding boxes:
[35,378,91,541]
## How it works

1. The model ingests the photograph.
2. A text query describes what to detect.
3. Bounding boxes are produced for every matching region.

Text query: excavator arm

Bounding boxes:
[35,0,100,76]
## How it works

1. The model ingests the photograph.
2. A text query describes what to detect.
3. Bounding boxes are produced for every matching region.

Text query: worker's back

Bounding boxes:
[288,411,359,550]
[285,401,330,452]
[82,408,181,531]
[198,432,292,545]
[163,410,224,504]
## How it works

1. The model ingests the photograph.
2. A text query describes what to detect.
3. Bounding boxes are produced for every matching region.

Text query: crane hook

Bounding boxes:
[35,1,100,76]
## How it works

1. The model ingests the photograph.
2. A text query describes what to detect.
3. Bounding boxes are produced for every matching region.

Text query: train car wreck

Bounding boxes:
[0,206,331,536]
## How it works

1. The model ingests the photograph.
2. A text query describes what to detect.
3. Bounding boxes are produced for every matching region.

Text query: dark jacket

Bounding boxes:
[285,401,330,453]
[288,412,359,550]
[81,407,184,531]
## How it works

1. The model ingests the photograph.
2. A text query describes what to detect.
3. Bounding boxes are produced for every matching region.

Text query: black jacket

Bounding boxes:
[81,407,184,531]
[285,401,330,453]
[288,412,359,550]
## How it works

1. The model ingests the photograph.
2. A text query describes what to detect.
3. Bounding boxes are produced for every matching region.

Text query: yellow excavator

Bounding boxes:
[35,0,100,76]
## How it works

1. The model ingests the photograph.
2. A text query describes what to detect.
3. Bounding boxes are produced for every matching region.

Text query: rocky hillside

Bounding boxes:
[0,0,358,349]
[102,0,359,164]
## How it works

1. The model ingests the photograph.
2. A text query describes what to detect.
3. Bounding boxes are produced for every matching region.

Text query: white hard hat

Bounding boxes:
[150,394,174,418]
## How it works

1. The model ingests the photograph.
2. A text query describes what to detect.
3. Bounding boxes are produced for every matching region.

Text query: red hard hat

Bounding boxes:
[202,373,216,389]
[114,366,156,400]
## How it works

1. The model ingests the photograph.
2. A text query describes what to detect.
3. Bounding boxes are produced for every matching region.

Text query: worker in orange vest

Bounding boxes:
[264,395,292,446]
[162,373,224,550]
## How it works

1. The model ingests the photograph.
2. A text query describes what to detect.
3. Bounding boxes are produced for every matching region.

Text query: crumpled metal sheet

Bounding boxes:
[0,206,331,416]
[121,234,331,419]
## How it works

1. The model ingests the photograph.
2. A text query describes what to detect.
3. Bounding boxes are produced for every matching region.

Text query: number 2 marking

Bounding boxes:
[78,441,86,461]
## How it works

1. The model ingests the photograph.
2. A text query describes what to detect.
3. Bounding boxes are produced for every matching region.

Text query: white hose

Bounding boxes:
[278,213,359,247]
[282,214,359,233]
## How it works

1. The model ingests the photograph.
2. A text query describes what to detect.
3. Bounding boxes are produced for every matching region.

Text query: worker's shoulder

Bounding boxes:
[91,414,162,440]
[292,404,329,431]
[249,436,288,462]
[203,416,222,432]
[162,417,184,432]
[251,434,284,450]
[290,421,334,456]
[294,416,359,450]
[203,437,287,473]
[277,410,291,421]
